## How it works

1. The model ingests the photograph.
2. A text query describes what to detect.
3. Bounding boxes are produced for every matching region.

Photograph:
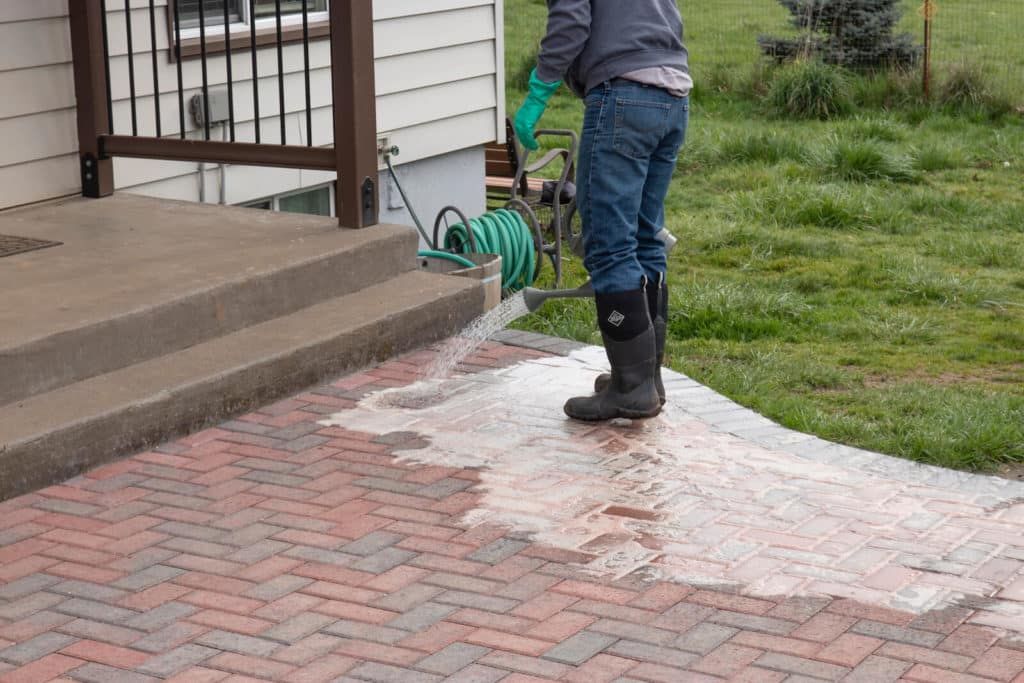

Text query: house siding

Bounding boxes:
[0,7,78,208]
[0,0,504,211]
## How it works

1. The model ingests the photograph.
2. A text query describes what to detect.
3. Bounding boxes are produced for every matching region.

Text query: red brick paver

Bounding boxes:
[1,341,1022,682]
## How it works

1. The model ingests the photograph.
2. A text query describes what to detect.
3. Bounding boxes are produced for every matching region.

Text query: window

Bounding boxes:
[176,0,328,35]
[178,1,241,28]
[279,186,331,216]
[242,185,333,217]
[253,1,327,19]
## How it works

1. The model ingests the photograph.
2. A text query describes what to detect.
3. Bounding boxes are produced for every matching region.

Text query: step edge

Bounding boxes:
[1,269,480,440]
[0,272,483,500]
[0,227,420,406]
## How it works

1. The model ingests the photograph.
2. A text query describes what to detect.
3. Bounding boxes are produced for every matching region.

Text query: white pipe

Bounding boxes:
[219,123,228,205]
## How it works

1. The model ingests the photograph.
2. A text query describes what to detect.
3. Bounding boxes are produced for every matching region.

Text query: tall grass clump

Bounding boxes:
[911,144,967,172]
[768,60,852,120]
[719,131,804,164]
[939,63,991,109]
[823,138,919,183]
[849,67,921,110]
[938,63,1014,118]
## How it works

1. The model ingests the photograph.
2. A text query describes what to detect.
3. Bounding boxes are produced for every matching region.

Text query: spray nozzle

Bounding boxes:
[526,229,677,313]
[522,280,594,313]
[657,228,677,253]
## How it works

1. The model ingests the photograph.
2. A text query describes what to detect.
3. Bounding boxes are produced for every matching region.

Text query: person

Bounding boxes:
[514,0,692,421]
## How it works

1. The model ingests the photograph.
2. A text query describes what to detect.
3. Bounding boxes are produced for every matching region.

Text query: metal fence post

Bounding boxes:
[330,0,379,228]
[69,0,115,198]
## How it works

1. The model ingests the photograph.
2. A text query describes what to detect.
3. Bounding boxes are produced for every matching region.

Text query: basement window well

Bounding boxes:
[242,184,333,217]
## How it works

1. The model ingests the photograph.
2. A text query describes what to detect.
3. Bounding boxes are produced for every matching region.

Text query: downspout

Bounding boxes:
[199,160,206,203]
[197,122,227,204]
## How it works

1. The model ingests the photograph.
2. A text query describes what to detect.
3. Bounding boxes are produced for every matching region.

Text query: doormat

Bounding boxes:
[0,234,62,258]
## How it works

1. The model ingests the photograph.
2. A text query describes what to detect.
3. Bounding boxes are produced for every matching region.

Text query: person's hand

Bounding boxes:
[514,69,562,151]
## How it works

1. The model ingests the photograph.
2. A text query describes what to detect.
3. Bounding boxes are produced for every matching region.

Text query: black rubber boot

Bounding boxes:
[564,289,661,421]
[594,280,667,404]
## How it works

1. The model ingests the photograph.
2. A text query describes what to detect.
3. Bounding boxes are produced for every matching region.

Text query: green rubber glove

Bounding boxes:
[514,68,562,151]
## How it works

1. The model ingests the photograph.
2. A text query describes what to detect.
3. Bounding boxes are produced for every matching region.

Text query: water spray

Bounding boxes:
[521,228,678,313]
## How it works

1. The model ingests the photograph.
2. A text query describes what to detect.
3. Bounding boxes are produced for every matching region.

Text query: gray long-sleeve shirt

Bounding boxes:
[535,0,689,98]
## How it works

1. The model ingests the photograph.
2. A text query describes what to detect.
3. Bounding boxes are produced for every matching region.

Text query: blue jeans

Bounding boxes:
[577,81,689,294]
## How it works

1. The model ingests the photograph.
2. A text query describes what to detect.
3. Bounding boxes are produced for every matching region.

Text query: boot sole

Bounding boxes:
[565,404,663,422]
[616,405,663,419]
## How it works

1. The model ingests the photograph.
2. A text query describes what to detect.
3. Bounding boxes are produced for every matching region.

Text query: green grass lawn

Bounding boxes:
[504,0,1024,473]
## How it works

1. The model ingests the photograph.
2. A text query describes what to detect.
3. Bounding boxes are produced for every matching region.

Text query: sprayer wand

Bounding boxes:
[521,228,678,313]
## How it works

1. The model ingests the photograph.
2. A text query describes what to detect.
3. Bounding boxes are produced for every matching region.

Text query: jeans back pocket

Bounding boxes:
[613,98,672,158]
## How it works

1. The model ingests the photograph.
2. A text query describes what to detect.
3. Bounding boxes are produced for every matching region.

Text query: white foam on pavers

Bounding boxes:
[321,351,1024,631]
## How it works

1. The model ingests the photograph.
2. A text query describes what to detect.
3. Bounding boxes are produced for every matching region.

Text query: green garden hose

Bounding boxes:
[441,209,537,292]
[416,250,477,269]
[388,150,538,292]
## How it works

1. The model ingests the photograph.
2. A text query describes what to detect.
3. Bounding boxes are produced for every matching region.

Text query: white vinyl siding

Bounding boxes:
[0,0,504,210]
[0,4,77,208]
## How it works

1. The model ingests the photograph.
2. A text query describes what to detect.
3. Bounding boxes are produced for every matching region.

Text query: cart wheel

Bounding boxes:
[562,198,583,257]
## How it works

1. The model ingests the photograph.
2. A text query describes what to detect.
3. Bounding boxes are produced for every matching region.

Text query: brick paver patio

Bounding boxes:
[1,336,1023,682]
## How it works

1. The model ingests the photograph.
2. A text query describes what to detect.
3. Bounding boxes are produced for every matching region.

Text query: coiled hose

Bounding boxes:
[440,210,537,293]
[387,152,538,292]
[418,205,538,294]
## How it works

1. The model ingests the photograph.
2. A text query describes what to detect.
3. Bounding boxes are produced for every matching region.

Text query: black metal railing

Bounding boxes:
[69,0,379,227]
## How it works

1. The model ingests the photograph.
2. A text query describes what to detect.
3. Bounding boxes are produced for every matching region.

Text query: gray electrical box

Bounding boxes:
[190,89,231,127]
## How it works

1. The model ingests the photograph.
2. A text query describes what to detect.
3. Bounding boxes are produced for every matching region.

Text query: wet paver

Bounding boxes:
[1,333,1023,682]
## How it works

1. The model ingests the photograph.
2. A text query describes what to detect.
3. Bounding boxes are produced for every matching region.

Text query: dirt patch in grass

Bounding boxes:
[997,463,1024,482]
[863,365,1024,389]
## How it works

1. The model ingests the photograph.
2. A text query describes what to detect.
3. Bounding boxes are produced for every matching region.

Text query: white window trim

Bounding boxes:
[178,4,329,42]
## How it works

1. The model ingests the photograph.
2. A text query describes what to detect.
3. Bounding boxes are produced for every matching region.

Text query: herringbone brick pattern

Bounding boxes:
[1,342,1022,682]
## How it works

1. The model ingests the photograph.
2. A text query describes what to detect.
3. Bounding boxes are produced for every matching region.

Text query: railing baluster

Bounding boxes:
[224,0,235,141]
[199,0,211,140]
[275,0,286,144]
[148,0,161,137]
[302,0,311,146]
[124,0,138,136]
[99,0,114,134]
[173,0,185,138]
[250,0,260,143]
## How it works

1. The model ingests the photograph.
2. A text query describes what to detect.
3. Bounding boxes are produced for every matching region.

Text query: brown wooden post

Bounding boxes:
[69,0,115,198]
[330,0,378,227]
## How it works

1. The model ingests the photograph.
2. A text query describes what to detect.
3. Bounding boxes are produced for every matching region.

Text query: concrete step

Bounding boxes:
[0,270,482,500]
[0,195,419,406]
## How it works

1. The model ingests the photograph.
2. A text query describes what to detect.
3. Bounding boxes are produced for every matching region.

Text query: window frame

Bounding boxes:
[167,0,330,61]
